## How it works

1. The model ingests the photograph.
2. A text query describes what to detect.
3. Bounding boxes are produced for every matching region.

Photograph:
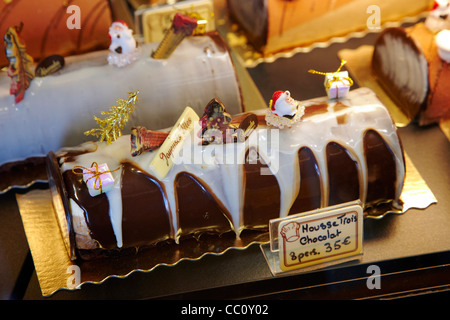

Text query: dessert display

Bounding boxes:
[5,2,444,300]
[47,87,405,260]
[226,0,433,55]
[372,1,450,125]
[0,15,244,167]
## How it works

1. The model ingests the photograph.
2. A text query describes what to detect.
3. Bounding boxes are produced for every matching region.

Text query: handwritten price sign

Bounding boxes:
[278,204,363,271]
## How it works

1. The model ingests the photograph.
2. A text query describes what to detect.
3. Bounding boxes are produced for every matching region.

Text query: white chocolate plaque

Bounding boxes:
[149,106,199,180]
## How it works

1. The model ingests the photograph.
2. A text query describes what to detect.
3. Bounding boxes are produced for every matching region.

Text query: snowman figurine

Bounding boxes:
[265,90,305,129]
[107,21,140,67]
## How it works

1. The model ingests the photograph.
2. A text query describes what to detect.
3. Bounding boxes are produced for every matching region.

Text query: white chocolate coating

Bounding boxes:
[58,88,405,250]
[0,34,243,166]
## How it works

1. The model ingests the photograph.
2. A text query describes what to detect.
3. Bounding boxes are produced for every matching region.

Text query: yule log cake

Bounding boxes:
[47,87,405,260]
[372,22,450,126]
[0,30,243,166]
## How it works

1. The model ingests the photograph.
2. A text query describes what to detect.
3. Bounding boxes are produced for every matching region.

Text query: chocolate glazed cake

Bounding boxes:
[372,23,450,125]
[47,88,405,260]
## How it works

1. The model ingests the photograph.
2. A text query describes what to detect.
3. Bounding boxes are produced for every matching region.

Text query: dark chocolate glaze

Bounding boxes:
[175,172,233,238]
[326,142,360,206]
[243,148,281,228]
[63,169,117,249]
[120,162,172,248]
[289,147,321,215]
[364,130,397,205]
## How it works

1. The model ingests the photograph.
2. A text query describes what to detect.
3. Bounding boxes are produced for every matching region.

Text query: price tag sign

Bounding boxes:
[275,203,363,272]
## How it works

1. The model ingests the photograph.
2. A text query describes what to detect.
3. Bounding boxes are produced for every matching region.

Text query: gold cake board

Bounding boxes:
[17,153,436,296]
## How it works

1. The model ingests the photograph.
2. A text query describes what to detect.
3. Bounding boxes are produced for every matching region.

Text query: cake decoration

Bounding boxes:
[48,88,406,260]
[84,90,139,144]
[199,99,259,145]
[435,29,450,62]
[425,0,450,31]
[265,90,304,129]
[151,13,198,59]
[184,11,211,36]
[107,21,140,67]
[372,23,450,125]
[130,126,170,156]
[199,98,233,144]
[72,162,120,197]
[35,55,65,77]
[308,60,353,100]
[227,0,433,58]
[3,23,34,104]
[149,106,200,180]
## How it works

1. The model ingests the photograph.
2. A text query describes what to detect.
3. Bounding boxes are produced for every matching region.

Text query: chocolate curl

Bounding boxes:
[151,13,198,59]
[130,126,169,156]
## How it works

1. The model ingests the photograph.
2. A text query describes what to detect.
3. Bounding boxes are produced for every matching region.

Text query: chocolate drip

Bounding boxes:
[326,142,360,206]
[289,147,321,215]
[175,172,233,238]
[364,130,397,205]
[120,162,172,248]
[243,148,281,228]
[63,169,117,249]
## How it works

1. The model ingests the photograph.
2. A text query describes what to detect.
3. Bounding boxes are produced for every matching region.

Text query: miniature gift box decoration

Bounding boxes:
[265,90,305,129]
[77,162,118,197]
[309,60,354,100]
[435,29,450,63]
[4,23,34,104]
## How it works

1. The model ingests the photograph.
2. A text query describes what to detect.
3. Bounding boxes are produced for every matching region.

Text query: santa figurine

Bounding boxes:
[107,21,140,67]
[265,90,304,129]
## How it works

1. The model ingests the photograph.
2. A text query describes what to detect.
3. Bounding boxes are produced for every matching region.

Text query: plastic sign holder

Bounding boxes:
[261,201,364,276]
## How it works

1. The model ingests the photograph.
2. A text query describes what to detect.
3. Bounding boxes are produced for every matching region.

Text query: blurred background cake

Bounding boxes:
[226,0,433,55]
[372,2,450,126]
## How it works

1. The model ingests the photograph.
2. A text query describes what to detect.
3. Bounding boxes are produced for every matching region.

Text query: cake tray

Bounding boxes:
[16,152,436,296]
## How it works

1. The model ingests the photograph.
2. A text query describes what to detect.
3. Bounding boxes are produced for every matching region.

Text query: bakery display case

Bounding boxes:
[0,0,449,302]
